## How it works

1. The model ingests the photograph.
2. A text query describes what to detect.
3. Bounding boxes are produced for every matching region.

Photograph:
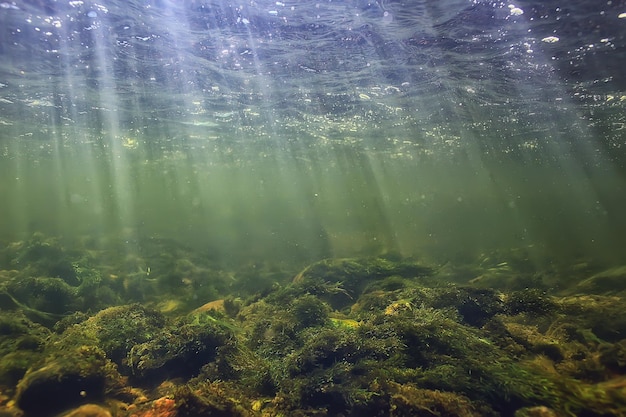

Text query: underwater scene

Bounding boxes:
[1,0,626,416]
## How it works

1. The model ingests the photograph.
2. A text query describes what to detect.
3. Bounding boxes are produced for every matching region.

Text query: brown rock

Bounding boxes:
[61,404,112,417]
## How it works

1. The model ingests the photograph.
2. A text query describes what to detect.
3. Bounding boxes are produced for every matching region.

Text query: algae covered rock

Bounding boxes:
[55,304,167,372]
[289,294,331,329]
[558,295,626,342]
[504,288,557,317]
[174,383,252,417]
[514,406,559,417]
[128,312,233,381]
[45,303,236,383]
[292,256,433,309]
[0,312,49,388]
[0,234,118,325]
[60,403,113,417]
[569,265,626,295]
[431,286,505,327]
[3,234,80,283]
[9,304,165,416]
[6,276,81,316]
[14,345,118,416]
[12,303,235,415]
[388,382,489,417]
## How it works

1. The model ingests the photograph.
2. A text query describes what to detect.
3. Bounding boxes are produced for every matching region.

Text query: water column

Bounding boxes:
[84,7,137,244]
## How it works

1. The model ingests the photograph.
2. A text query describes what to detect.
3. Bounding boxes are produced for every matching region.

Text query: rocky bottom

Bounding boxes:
[1,234,626,417]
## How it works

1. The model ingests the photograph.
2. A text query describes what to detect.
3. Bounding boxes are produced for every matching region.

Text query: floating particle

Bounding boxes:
[541,36,559,43]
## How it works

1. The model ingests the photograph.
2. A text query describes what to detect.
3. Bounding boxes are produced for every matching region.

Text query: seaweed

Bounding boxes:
[2,235,626,417]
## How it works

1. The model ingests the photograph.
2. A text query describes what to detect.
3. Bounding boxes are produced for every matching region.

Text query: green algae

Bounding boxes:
[2,237,626,416]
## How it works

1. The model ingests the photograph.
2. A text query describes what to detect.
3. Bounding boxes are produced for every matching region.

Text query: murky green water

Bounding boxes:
[1,0,625,268]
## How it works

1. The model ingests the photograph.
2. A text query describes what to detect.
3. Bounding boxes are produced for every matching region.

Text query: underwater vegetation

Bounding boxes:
[0,234,626,416]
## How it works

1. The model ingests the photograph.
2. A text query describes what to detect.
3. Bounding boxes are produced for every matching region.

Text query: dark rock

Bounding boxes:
[15,346,111,417]
[569,266,626,295]
[292,257,433,309]
[432,287,504,327]
[128,312,232,382]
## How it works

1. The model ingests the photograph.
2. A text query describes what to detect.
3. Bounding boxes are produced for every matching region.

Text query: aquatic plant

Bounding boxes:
[2,238,626,417]
[128,312,232,381]
[14,345,121,416]
[290,294,330,329]
[0,312,49,389]
[505,288,557,317]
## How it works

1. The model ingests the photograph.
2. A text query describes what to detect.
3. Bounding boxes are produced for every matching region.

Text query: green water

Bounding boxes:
[1,0,626,270]
[2,119,625,269]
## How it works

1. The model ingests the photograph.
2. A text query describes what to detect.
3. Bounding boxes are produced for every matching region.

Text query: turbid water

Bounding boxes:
[1,2,626,415]
[1,0,625,269]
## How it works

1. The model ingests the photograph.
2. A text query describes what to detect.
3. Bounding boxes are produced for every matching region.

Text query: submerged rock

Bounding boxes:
[128,312,233,382]
[558,295,626,342]
[388,383,487,417]
[0,311,49,388]
[55,304,167,372]
[60,403,113,417]
[2,237,626,417]
[569,265,626,295]
[292,256,434,309]
[9,305,162,416]
[14,345,117,416]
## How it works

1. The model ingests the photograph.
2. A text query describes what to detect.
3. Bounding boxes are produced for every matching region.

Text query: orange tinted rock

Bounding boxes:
[193,299,225,314]
[62,404,112,417]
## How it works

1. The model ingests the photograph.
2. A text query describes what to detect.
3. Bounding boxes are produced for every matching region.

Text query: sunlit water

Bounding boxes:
[1,0,625,268]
